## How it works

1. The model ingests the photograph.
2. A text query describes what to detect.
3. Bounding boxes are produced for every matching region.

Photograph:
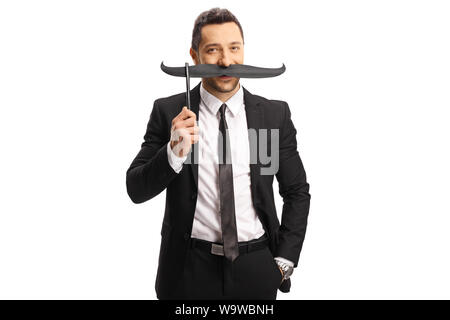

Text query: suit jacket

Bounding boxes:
[126,82,311,299]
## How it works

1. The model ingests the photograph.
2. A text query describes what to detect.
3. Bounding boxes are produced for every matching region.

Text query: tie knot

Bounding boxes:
[219,103,227,118]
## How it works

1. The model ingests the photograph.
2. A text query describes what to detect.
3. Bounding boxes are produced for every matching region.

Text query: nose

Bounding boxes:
[218,51,232,67]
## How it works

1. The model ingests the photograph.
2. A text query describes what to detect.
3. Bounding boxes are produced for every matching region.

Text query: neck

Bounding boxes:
[201,80,240,103]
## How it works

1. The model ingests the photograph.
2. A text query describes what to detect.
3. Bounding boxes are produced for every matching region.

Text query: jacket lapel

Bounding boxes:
[243,86,264,206]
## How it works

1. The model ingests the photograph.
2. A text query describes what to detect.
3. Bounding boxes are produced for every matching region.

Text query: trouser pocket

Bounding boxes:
[262,247,283,287]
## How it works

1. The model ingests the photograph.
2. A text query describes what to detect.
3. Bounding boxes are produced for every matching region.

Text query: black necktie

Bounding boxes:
[218,103,239,262]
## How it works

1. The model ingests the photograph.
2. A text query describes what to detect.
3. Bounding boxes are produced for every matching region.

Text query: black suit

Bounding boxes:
[126,82,311,299]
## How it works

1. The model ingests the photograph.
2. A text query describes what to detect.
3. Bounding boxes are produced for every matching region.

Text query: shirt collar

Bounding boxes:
[200,82,244,117]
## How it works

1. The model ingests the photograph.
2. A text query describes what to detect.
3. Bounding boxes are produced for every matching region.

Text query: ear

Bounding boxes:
[190,48,200,65]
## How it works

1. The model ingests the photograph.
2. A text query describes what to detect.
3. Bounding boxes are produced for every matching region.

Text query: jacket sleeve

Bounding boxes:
[126,100,179,204]
[274,101,311,267]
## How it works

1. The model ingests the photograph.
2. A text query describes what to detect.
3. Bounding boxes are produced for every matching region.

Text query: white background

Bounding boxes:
[1,0,449,299]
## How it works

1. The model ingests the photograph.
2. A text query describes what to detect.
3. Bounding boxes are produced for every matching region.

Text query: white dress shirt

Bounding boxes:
[166,82,294,267]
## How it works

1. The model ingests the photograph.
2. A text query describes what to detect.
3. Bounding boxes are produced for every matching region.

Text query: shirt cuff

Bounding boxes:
[274,256,295,268]
[167,142,187,173]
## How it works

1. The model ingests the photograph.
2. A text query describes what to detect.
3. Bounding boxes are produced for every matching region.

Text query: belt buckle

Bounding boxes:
[211,243,224,256]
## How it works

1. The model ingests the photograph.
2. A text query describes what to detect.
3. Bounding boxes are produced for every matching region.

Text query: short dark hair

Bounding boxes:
[191,8,244,52]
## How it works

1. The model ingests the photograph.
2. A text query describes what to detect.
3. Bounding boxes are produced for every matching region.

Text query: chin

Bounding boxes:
[211,78,240,93]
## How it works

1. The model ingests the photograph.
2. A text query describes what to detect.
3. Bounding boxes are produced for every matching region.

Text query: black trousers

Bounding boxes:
[171,234,282,300]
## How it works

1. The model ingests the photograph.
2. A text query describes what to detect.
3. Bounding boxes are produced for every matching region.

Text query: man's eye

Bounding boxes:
[207,48,217,53]
[231,47,240,51]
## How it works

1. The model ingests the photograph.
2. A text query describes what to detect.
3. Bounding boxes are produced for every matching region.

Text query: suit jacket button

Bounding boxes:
[184,233,190,240]
[191,192,197,200]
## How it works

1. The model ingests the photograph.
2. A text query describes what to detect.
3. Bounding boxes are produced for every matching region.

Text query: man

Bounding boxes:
[126,8,310,300]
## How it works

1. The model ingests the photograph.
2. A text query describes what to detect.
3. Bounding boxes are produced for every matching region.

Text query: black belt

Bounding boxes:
[190,234,269,256]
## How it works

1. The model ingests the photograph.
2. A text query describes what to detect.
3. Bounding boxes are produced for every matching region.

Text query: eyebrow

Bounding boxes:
[204,41,242,48]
